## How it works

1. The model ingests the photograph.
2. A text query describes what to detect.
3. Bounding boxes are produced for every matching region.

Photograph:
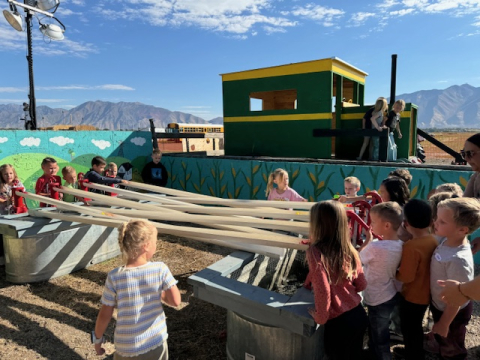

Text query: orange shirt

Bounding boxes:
[396,235,438,305]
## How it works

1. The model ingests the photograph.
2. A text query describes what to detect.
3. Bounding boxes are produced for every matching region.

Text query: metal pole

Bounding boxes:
[390,54,397,106]
[25,10,37,130]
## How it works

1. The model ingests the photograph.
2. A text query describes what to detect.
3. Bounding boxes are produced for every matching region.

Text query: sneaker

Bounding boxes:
[389,331,404,343]
[392,346,406,359]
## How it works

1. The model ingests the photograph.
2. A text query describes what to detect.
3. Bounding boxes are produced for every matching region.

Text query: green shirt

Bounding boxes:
[63,182,77,202]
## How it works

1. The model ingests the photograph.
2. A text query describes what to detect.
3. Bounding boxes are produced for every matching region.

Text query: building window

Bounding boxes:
[250,89,297,111]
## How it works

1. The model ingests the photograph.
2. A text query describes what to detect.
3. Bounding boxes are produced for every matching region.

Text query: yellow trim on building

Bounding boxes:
[340,111,412,120]
[224,113,332,123]
[221,58,368,83]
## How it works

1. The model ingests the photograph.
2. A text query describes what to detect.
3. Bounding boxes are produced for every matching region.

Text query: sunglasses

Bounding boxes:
[460,149,478,160]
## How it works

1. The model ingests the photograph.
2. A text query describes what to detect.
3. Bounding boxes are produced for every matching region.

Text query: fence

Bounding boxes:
[421,131,477,165]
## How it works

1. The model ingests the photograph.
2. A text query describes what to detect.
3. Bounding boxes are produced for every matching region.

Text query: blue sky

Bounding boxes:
[1,0,480,120]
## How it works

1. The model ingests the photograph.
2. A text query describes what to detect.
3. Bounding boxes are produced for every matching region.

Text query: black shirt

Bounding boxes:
[141,162,168,187]
[363,107,375,129]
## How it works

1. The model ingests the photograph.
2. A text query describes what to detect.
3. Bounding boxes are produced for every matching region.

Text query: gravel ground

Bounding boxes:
[0,235,479,360]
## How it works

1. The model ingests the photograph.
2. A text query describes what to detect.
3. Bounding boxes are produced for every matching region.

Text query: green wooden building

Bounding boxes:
[221,57,417,160]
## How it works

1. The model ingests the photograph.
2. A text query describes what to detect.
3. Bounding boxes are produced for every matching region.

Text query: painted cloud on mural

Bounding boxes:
[130,137,146,146]
[50,136,75,146]
[0,137,8,144]
[20,137,41,147]
[91,139,111,150]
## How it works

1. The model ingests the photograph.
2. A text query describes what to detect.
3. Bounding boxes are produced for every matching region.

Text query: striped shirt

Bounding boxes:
[101,262,178,357]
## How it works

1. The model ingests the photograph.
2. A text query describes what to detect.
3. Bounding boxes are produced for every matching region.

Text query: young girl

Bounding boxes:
[379,176,410,207]
[357,97,388,161]
[265,168,306,202]
[305,201,368,359]
[93,219,181,360]
[0,164,24,215]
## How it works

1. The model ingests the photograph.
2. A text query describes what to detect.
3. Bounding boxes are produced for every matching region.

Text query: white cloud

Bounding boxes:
[37,84,135,91]
[0,87,25,93]
[130,137,146,146]
[264,25,287,34]
[91,139,111,150]
[350,12,376,26]
[20,137,41,147]
[0,137,8,144]
[50,136,75,146]
[98,0,297,35]
[289,4,345,26]
[377,0,400,8]
[390,8,415,16]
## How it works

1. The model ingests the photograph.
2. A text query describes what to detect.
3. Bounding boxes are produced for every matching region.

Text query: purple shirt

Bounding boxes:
[267,187,305,202]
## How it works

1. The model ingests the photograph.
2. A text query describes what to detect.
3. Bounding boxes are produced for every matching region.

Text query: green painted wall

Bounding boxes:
[222,72,333,116]
[162,154,480,263]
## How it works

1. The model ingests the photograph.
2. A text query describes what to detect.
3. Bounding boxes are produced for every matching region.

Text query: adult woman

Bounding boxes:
[462,133,480,254]
[463,133,480,199]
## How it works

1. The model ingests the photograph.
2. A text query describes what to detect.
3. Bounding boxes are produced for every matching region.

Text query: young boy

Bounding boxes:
[337,176,361,203]
[141,149,168,187]
[358,202,404,360]
[396,199,438,360]
[426,198,480,359]
[384,99,405,139]
[85,156,128,194]
[61,166,77,203]
[106,162,118,178]
[35,157,62,207]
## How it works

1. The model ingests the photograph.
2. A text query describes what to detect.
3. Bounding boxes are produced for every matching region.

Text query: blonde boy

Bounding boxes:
[141,149,168,187]
[338,176,361,203]
[61,166,77,203]
[106,162,118,178]
[359,202,404,360]
[426,198,480,359]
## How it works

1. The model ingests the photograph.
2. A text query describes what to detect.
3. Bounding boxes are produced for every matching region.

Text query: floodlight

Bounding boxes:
[36,0,60,12]
[3,9,22,31]
[40,23,64,40]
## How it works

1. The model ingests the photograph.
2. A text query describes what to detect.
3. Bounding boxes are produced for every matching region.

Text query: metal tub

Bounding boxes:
[189,250,324,360]
[0,212,120,283]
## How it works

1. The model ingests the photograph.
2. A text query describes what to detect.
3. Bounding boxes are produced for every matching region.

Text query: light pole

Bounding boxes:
[3,0,66,130]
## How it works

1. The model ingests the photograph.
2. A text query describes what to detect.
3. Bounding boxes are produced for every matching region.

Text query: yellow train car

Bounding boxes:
[166,123,224,134]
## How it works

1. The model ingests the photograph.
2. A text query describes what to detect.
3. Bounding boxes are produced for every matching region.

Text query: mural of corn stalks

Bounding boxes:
[165,156,474,203]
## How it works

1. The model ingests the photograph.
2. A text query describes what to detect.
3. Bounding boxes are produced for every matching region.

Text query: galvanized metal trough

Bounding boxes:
[188,249,324,360]
[0,210,120,284]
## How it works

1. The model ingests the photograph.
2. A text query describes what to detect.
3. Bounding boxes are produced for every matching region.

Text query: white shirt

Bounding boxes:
[360,239,403,306]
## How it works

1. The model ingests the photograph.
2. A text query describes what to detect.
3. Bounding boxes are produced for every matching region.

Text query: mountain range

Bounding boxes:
[0,84,479,130]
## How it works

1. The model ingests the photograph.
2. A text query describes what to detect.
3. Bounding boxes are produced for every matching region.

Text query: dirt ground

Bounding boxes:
[0,234,479,360]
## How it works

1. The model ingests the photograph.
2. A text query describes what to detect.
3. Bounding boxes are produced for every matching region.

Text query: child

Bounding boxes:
[265,168,306,202]
[141,149,168,187]
[337,176,361,203]
[106,162,118,178]
[61,166,78,203]
[305,201,368,359]
[388,168,412,187]
[357,97,388,161]
[93,219,181,359]
[384,100,404,137]
[395,199,438,360]
[85,156,128,194]
[379,176,410,207]
[35,157,62,207]
[358,202,404,360]
[435,183,463,198]
[0,164,24,215]
[425,198,480,359]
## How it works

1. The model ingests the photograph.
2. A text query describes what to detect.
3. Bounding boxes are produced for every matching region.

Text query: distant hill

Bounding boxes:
[396,84,480,129]
[0,101,219,130]
[1,84,479,130]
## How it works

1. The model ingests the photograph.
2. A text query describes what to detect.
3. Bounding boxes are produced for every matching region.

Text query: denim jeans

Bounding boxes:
[400,296,428,360]
[367,292,401,360]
